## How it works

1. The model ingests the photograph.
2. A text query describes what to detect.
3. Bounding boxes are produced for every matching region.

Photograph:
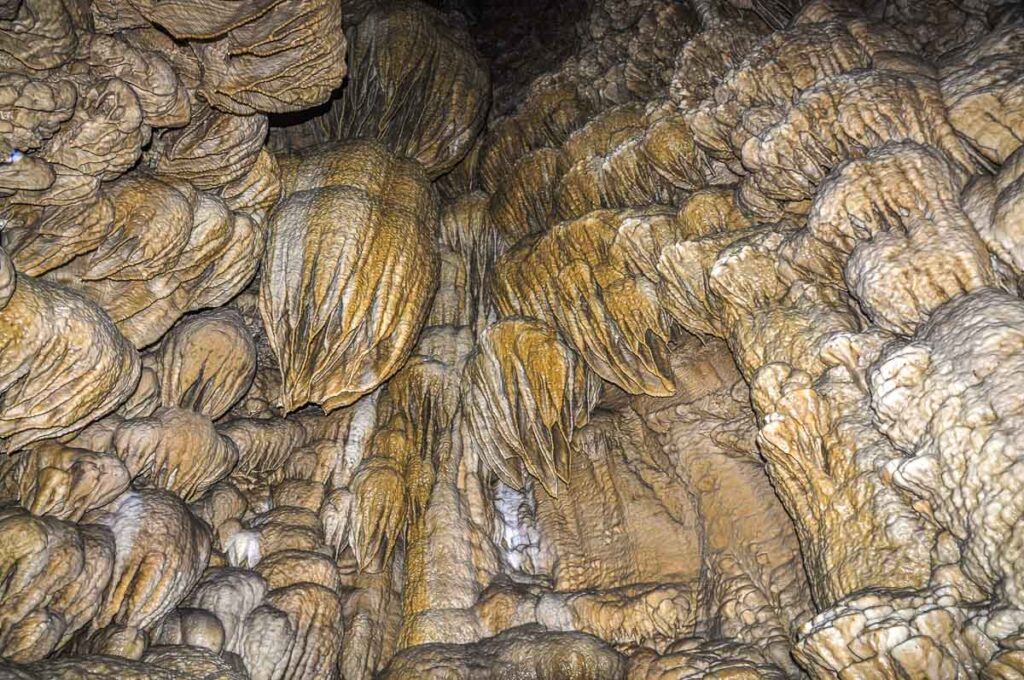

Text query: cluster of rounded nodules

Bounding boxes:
[1,0,1024,677]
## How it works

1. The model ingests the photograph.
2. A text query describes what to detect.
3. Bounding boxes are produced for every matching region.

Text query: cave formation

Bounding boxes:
[1,0,1023,677]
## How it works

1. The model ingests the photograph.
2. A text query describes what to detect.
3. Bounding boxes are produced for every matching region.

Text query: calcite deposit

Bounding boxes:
[2,0,1024,677]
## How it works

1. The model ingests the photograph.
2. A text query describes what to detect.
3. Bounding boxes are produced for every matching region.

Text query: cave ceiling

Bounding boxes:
[1,0,1024,677]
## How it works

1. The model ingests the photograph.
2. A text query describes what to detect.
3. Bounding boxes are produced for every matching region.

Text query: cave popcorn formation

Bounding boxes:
[0,0,1023,677]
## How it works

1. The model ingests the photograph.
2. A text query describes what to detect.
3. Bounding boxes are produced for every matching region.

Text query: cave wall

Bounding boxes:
[2,0,1024,678]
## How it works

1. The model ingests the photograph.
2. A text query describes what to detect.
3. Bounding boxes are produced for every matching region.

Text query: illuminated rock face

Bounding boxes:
[2,0,1024,678]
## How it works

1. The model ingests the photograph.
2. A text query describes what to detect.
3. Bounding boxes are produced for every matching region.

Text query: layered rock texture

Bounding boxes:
[1,0,1023,677]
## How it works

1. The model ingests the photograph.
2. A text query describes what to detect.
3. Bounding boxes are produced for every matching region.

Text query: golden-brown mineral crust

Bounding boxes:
[112,407,238,502]
[687,227,854,379]
[793,586,1024,678]
[876,0,993,57]
[282,439,351,488]
[654,191,756,338]
[0,440,129,522]
[0,74,76,160]
[4,0,1024,674]
[190,481,248,538]
[184,567,268,657]
[620,2,698,101]
[544,98,712,225]
[219,416,308,481]
[963,143,1024,281]
[148,641,248,678]
[631,341,813,673]
[560,0,699,110]
[0,507,114,662]
[106,0,282,38]
[941,19,1024,164]
[38,76,147,183]
[217,148,282,228]
[553,127,691,222]
[43,175,263,348]
[628,638,788,679]
[92,0,346,116]
[271,479,325,514]
[350,442,411,574]
[0,248,140,451]
[76,173,194,281]
[192,0,346,117]
[152,608,226,655]
[145,103,267,192]
[152,310,257,420]
[789,0,863,24]
[347,328,476,584]
[527,410,704,619]
[4,160,98,207]
[439,192,507,332]
[3,190,114,276]
[256,550,339,592]
[320,487,354,560]
[434,135,483,202]
[750,332,936,606]
[241,583,344,680]
[0,0,78,74]
[244,506,326,559]
[461,318,600,495]
[118,25,203,91]
[494,208,678,396]
[668,15,768,111]
[116,360,160,419]
[487,147,568,244]
[479,79,595,194]
[187,210,264,311]
[193,464,350,675]
[260,140,439,413]
[690,17,921,171]
[1,644,247,679]
[563,102,648,165]
[329,0,488,178]
[427,248,470,328]
[634,211,937,606]
[74,33,191,129]
[643,110,712,191]
[381,624,628,679]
